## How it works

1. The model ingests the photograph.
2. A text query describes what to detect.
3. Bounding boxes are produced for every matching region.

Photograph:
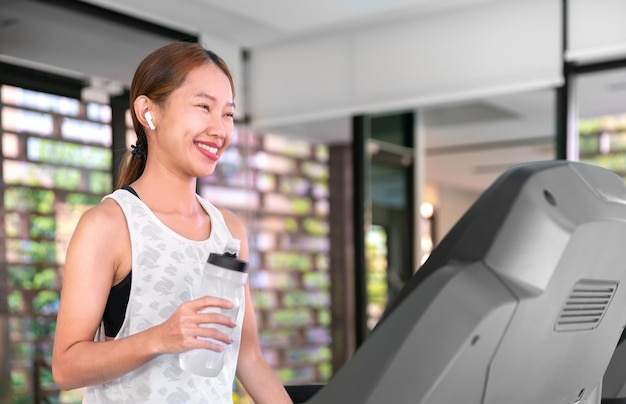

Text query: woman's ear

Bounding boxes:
[134,95,155,131]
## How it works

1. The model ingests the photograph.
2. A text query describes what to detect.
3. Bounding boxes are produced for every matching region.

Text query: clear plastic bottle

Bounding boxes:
[179,240,248,377]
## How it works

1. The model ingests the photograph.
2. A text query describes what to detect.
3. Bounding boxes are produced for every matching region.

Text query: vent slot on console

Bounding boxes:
[555,280,618,332]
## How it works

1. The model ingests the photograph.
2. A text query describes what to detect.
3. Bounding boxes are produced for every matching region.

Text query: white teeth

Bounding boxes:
[197,143,219,154]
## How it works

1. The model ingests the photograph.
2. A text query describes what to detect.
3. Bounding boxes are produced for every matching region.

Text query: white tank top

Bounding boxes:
[82,189,244,403]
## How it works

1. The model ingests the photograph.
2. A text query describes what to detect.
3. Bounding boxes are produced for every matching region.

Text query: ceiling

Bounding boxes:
[1,0,625,195]
[0,0,502,83]
[81,0,503,48]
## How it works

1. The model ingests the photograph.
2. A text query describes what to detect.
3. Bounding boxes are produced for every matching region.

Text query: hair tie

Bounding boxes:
[131,143,146,161]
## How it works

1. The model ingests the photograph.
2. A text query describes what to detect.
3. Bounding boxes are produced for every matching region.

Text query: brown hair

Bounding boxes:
[116,42,235,188]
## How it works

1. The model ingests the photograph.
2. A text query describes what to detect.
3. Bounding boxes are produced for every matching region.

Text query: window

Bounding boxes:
[1,84,112,402]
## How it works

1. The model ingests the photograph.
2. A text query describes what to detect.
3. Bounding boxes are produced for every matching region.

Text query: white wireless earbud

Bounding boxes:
[145,111,156,130]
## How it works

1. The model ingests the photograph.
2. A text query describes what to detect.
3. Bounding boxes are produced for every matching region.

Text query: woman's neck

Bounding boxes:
[130,174,201,217]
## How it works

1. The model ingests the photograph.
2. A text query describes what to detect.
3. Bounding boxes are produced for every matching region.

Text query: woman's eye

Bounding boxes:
[225,112,235,118]
[199,105,209,111]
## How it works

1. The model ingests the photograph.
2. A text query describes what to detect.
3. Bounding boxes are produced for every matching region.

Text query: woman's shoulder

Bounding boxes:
[217,206,244,230]
[212,204,247,241]
[65,194,131,287]
[215,206,248,257]
[196,196,241,226]
[75,196,127,234]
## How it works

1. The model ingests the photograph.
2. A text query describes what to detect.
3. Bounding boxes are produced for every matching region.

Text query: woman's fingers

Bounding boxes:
[155,295,239,354]
[186,296,234,312]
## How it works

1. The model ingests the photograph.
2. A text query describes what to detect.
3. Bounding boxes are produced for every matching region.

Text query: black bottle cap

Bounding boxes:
[207,252,248,273]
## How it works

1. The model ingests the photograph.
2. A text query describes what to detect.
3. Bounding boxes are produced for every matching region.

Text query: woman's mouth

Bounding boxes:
[197,143,219,154]
[195,141,221,160]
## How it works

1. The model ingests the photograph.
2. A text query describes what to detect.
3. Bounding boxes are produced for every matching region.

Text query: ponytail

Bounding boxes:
[116,128,148,189]
[116,151,146,189]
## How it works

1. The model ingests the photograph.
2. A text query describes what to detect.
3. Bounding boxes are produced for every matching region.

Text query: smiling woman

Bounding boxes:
[51,42,292,404]
[115,43,235,187]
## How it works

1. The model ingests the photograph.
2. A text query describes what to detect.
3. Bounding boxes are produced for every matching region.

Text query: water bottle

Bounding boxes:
[179,239,248,377]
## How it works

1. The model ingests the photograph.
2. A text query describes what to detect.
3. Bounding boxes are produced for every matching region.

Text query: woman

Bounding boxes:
[52,42,292,403]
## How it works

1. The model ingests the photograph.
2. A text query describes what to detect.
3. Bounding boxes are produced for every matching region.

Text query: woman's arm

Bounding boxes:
[237,283,293,403]
[52,199,235,390]
[220,208,293,403]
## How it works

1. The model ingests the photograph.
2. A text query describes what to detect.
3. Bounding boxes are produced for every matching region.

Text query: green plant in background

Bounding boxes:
[290,197,311,215]
[303,218,328,236]
[52,166,81,190]
[33,268,57,289]
[7,290,23,314]
[89,171,112,194]
[317,309,331,326]
[268,252,311,272]
[30,215,56,238]
[33,290,60,314]
[5,188,54,213]
[365,225,388,330]
[11,372,26,391]
[28,137,111,170]
[8,266,56,290]
[283,291,310,307]
[66,193,102,207]
[285,217,298,232]
[303,272,329,289]
[578,118,603,135]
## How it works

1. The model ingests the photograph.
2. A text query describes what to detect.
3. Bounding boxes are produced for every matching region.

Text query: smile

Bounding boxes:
[196,143,219,154]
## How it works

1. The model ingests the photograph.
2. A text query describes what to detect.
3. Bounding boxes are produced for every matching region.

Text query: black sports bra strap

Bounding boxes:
[121,185,140,199]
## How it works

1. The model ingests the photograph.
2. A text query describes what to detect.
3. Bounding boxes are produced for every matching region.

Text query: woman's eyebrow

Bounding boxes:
[193,92,235,108]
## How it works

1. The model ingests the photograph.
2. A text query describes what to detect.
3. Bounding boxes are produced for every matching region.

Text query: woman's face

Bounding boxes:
[150,62,235,179]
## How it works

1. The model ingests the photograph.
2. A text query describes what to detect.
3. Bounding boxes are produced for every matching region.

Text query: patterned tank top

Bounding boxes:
[82,189,244,403]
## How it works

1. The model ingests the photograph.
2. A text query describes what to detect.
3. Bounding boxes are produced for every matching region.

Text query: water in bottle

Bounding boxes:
[179,240,248,377]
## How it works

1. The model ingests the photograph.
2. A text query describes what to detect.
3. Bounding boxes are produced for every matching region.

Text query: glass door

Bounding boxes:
[573,65,626,174]
[354,112,415,341]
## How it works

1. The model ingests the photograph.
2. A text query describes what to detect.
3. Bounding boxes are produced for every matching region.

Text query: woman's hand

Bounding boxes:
[152,296,237,354]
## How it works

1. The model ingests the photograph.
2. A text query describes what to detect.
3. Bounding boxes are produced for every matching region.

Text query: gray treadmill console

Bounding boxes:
[308,161,626,404]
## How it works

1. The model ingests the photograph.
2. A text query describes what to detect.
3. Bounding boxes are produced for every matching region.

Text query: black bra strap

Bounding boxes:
[121,185,140,199]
